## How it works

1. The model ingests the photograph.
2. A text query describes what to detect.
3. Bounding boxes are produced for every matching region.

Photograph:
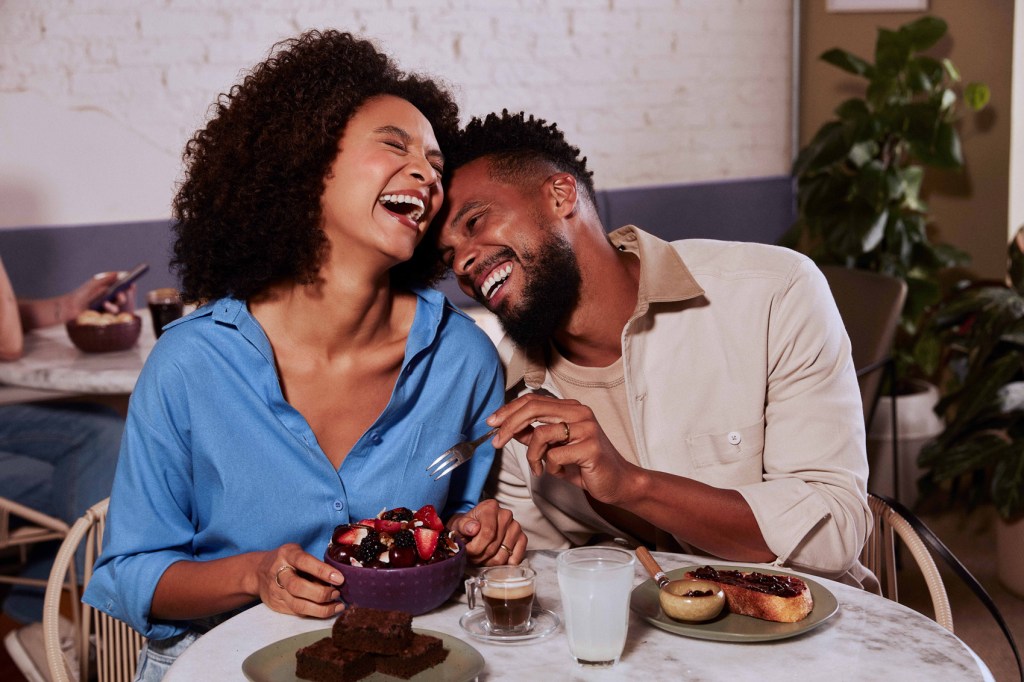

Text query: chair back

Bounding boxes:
[819,265,907,428]
[861,493,954,631]
[0,495,72,588]
[42,497,145,682]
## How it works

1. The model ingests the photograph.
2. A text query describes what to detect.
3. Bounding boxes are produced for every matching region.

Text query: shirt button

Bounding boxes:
[333,500,344,511]
[370,433,382,445]
[728,431,742,445]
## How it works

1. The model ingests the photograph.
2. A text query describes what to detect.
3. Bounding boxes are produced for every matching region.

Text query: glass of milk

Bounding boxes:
[556,547,636,667]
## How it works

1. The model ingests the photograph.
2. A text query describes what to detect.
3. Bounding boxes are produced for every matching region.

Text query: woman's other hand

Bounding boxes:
[449,499,526,566]
[259,543,346,618]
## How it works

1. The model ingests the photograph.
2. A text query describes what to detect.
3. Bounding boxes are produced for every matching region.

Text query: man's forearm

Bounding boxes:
[615,467,775,561]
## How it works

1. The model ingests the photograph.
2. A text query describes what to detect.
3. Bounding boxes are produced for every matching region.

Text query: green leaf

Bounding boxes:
[901,16,948,51]
[820,48,873,78]
[964,82,991,111]
[943,57,961,82]
[792,121,850,176]
[876,28,911,77]
[992,443,1024,519]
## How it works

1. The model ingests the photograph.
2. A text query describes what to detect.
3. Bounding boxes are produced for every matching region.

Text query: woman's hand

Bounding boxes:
[258,543,346,618]
[449,499,527,566]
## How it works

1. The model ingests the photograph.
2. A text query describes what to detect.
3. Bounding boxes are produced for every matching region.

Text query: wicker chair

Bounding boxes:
[0,495,77,609]
[41,497,144,682]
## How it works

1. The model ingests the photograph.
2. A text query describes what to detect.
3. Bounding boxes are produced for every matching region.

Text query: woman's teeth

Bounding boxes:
[482,264,513,300]
[379,194,425,223]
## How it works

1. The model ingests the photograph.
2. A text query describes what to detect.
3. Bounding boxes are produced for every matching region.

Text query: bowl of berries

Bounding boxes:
[324,504,467,615]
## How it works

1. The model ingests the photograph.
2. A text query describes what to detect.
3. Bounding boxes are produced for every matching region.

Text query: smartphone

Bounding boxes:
[88,262,150,311]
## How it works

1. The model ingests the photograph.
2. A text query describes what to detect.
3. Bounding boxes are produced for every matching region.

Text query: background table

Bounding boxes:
[164,549,993,681]
[0,310,157,404]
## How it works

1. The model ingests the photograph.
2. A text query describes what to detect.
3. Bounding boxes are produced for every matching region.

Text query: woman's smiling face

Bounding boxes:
[320,95,445,268]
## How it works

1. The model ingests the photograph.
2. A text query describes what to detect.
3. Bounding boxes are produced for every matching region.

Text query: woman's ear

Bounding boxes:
[547,173,579,219]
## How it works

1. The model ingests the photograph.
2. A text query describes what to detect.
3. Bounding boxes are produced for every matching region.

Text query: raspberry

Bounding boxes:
[381,507,414,522]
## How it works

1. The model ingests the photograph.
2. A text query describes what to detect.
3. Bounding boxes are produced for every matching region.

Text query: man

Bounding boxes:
[435,111,876,588]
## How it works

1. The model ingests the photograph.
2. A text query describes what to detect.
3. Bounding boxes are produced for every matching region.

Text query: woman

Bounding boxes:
[83,30,523,678]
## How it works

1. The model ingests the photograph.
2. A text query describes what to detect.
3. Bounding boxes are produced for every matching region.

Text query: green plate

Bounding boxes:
[630,564,840,642]
[241,627,485,682]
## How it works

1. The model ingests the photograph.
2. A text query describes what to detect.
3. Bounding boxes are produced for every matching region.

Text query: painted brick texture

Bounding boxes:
[0,0,792,226]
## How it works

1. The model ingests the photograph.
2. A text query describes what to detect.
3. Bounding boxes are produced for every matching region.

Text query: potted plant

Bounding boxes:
[783,15,989,385]
[783,15,990,502]
[916,229,1024,594]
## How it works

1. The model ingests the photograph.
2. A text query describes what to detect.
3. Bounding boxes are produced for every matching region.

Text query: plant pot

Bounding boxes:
[867,380,943,507]
[996,514,1024,597]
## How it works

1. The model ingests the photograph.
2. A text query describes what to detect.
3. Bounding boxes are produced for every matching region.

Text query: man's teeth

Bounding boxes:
[482,264,513,300]
[378,194,425,222]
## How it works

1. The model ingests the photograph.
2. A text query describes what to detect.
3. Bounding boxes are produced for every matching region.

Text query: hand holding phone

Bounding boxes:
[88,263,149,311]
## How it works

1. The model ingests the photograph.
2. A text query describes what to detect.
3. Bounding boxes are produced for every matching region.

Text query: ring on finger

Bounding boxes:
[275,564,296,589]
[499,543,513,557]
[560,421,571,444]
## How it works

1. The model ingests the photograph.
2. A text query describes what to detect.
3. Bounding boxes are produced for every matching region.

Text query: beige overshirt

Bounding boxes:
[490,226,876,589]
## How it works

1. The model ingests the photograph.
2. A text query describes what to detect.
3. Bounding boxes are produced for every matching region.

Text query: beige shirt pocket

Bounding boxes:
[686,419,765,483]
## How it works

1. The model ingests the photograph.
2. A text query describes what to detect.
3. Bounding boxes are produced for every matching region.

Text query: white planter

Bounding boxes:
[866,380,944,506]
[996,514,1024,597]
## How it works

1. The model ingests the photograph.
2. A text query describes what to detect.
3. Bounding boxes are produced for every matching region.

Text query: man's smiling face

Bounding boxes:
[438,157,581,348]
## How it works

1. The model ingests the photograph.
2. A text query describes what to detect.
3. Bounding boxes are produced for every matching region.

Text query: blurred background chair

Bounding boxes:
[42,497,143,682]
[819,265,907,431]
[0,496,77,607]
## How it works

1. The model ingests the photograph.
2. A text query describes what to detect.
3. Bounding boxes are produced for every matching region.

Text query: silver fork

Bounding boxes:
[426,427,499,481]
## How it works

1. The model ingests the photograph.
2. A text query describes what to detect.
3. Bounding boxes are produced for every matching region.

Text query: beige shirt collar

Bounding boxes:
[505,225,705,391]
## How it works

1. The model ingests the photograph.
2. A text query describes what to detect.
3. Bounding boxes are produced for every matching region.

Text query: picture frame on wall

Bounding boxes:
[826,0,928,11]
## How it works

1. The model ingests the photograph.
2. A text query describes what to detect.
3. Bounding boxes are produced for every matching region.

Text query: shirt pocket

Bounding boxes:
[687,419,765,470]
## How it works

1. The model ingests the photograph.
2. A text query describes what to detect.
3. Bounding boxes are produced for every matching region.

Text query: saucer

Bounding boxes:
[458,607,560,643]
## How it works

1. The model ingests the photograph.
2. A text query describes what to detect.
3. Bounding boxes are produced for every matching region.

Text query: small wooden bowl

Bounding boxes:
[66,314,142,353]
[659,579,726,622]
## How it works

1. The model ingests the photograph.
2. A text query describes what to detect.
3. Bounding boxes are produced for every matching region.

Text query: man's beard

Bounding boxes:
[495,231,581,350]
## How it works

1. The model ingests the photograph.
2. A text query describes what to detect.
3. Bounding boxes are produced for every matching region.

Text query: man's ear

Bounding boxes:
[547,173,579,219]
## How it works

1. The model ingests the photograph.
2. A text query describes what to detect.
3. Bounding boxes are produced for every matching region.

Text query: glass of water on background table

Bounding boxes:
[556,546,636,667]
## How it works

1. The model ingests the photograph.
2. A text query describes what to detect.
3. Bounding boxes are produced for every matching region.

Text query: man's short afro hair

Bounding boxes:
[445,109,597,206]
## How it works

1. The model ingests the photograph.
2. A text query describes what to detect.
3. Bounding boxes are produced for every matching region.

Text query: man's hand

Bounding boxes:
[487,393,641,506]
[449,499,526,566]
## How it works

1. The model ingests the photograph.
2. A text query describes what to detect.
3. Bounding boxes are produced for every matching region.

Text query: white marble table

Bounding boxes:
[0,309,157,402]
[164,549,993,681]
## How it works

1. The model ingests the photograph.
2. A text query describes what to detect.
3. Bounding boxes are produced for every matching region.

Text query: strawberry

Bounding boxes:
[375,519,405,534]
[414,527,439,561]
[413,504,444,532]
[332,524,369,547]
[356,518,378,528]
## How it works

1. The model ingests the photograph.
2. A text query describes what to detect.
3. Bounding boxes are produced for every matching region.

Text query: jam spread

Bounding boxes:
[692,565,804,598]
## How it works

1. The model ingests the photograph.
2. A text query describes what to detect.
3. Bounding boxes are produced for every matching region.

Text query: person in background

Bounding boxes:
[435,110,876,589]
[1,255,126,680]
[83,30,523,680]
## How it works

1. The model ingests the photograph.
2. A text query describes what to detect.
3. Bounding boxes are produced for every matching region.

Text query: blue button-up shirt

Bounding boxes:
[83,289,503,639]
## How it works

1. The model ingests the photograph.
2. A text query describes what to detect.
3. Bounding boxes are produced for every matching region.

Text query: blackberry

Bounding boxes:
[381,507,413,522]
[354,539,385,564]
[393,530,415,549]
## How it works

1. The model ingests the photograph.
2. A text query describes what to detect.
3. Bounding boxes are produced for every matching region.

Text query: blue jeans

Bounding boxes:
[0,402,123,623]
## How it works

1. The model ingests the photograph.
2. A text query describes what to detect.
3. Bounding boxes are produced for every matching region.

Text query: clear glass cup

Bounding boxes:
[146,288,183,338]
[556,546,635,667]
[464,565,536,634]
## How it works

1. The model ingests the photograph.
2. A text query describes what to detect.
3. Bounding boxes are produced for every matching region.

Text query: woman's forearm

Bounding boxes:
[151,551,267,620]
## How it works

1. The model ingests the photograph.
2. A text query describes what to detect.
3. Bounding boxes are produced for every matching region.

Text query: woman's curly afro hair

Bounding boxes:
[443,109,596,207]
[171,29,459,303]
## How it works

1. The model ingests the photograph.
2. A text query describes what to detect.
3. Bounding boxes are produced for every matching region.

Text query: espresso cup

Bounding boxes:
[146,288,184,338]
[465,565,536,633]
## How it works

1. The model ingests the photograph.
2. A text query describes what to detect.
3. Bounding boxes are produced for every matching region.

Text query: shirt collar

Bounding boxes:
[504,225,704,391]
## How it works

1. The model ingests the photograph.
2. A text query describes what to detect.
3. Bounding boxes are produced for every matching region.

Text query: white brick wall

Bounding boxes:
[0,0,793,228]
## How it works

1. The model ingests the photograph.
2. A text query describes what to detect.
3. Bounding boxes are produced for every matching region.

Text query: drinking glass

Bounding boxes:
[146,288,184,338]
[464,565,536,633]
[556,546,635,667]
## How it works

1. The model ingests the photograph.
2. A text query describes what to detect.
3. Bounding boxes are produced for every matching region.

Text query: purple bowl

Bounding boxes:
[324,537,467,615]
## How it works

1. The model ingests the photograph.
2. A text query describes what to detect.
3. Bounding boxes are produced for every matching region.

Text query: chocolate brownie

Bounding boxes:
[331,606,413,655]
[374,633,449,679]
[295,637,374,682]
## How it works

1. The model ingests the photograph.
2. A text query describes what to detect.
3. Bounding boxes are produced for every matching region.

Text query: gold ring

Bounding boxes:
[499,543,513,556]
[560,421,571,444]
[275,564,295,589]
